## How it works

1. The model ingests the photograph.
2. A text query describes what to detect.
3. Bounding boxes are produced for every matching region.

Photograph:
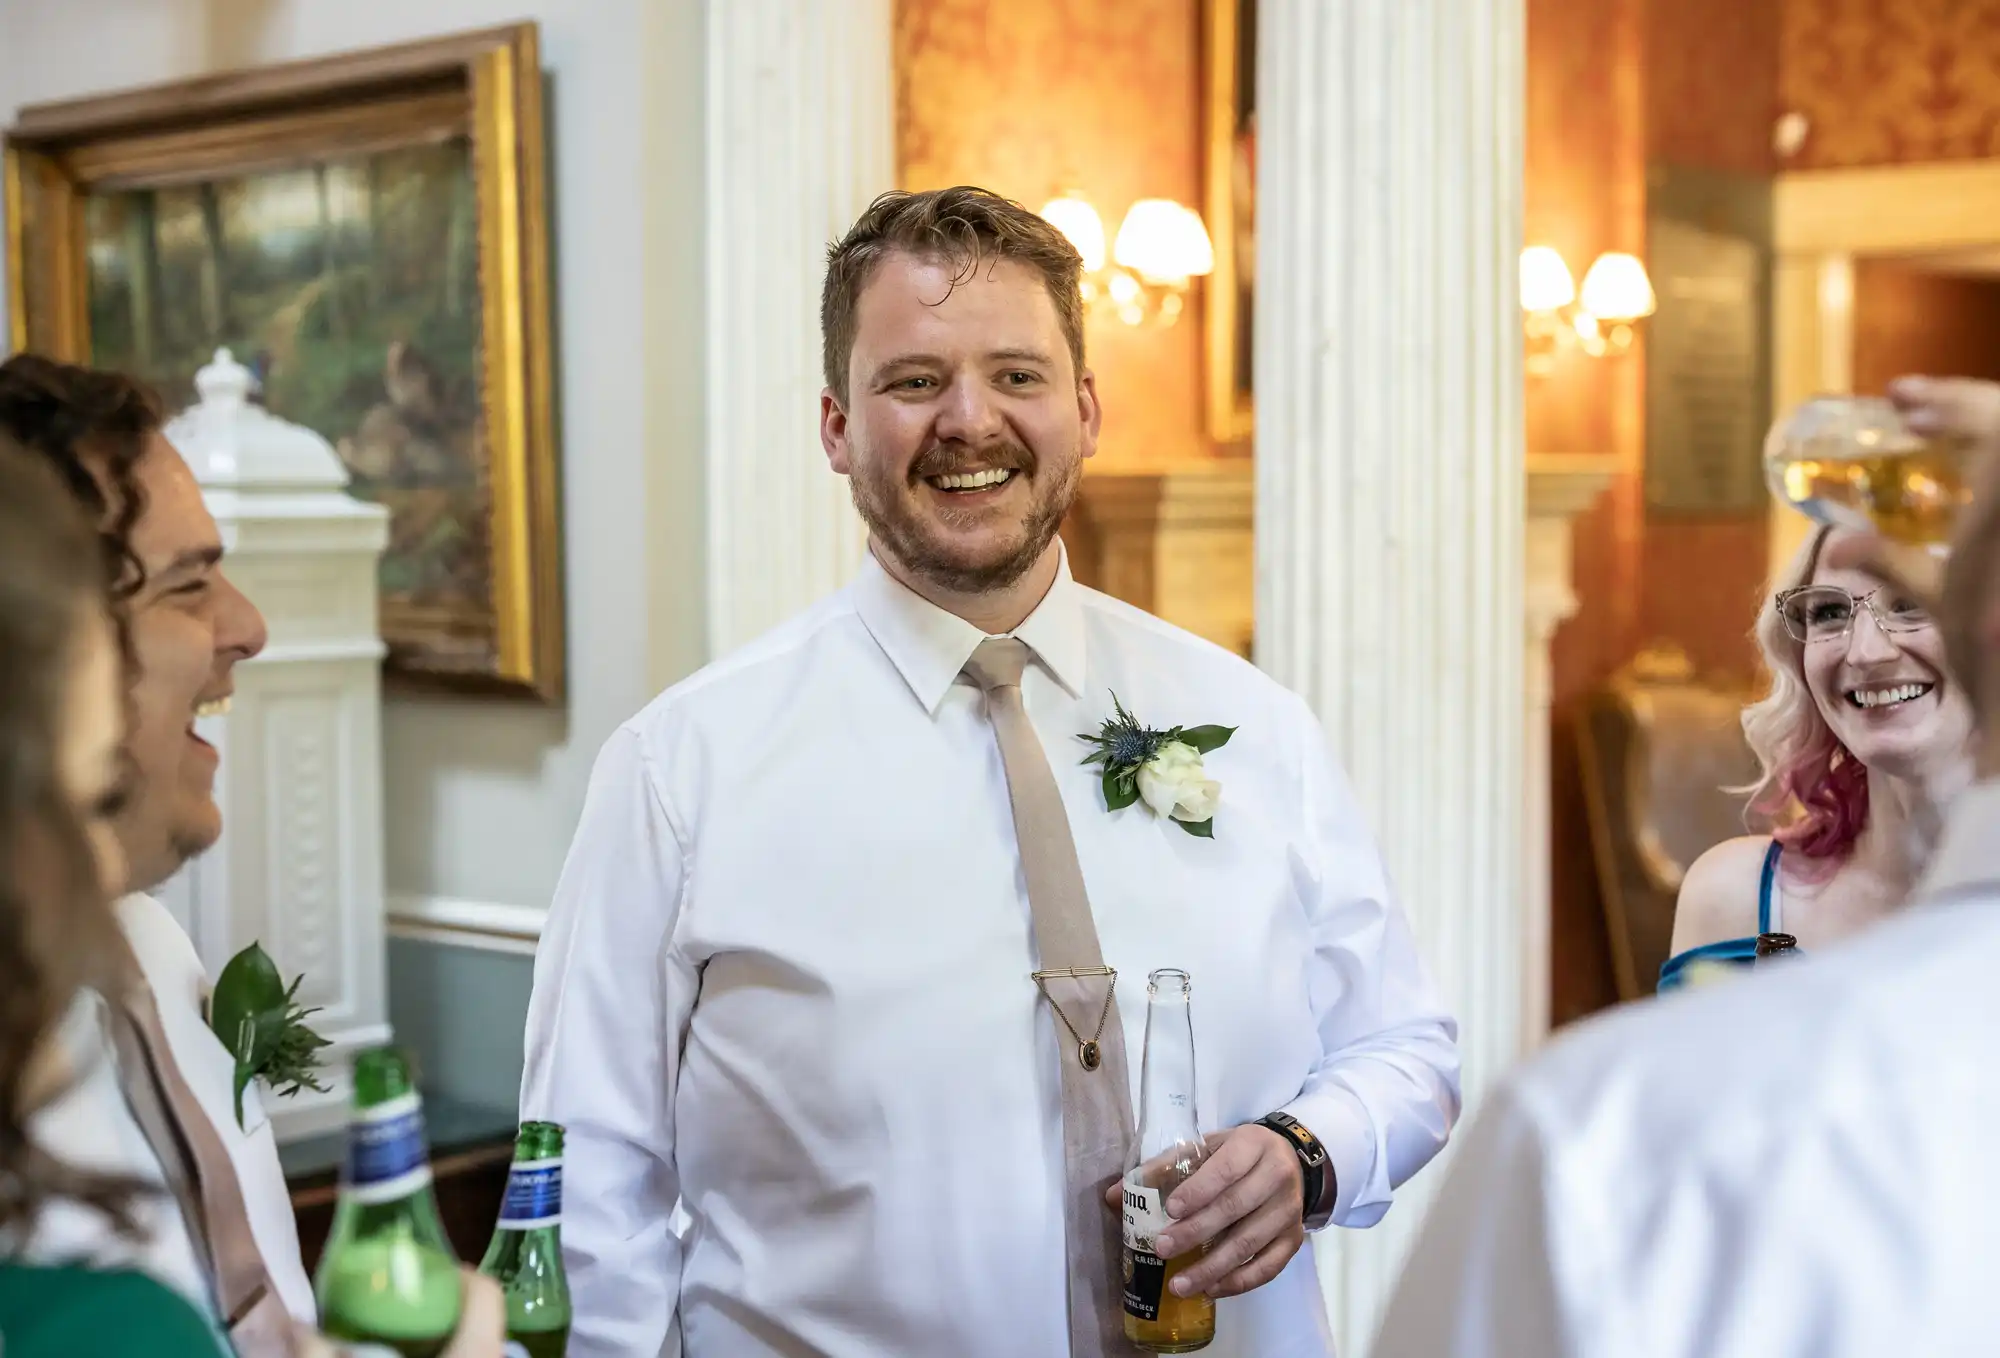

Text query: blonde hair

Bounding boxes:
[1739,525,1870,861]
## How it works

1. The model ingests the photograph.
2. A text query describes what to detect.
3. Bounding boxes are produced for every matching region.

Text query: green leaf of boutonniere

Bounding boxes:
[1103,768,1140,811]
[209,942,332,1130]
[1178,817,1215,838]
[1177,725,1236,754]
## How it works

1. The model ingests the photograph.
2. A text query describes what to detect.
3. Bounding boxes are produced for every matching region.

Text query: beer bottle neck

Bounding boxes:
[1137,988,1201,1145]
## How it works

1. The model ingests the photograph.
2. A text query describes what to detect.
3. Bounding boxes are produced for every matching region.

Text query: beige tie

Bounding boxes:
[108,955,299,1358]
[964,637,1138,1357]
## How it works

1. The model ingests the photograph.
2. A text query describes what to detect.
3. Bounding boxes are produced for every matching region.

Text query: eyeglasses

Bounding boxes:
[1774,584,1933,645]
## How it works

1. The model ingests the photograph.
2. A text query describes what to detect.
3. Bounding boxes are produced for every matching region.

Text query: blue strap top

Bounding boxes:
[1657,841,1801,992]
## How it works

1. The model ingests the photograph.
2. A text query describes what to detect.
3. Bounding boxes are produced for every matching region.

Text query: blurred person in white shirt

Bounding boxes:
[1376,375,2000,1358]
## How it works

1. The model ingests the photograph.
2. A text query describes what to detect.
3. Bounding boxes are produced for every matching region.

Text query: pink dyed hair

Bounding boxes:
[1738,526,1870,866]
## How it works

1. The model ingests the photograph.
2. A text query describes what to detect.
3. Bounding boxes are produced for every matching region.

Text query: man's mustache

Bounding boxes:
[909,441,1036,483]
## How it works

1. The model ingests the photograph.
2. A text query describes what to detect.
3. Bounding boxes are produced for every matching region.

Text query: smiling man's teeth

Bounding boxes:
[1849,683,1932,709]
[930,468,1014,491]
[195,697,232,719]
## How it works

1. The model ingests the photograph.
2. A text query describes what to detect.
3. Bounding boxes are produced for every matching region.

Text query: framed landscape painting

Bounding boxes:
[4,23,562,702]
[1204,0,1256,447]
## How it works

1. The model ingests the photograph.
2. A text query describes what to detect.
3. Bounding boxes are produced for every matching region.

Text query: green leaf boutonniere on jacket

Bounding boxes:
[207,942,331,1130]
[1077,694,1235,837]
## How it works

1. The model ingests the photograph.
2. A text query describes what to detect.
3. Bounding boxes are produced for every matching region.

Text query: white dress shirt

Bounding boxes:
[13,893,315,1325]
[1376,779,2000,1358]
[523,547,1460,1358]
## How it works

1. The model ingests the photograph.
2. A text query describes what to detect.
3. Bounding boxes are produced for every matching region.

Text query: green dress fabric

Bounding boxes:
[0,1261,229,1358]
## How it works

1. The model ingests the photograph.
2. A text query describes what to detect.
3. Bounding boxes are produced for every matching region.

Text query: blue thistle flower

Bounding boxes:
[1110,726,1161,768]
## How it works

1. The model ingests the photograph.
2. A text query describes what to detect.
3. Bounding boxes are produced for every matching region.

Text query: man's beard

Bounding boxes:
[848,439,1081,595]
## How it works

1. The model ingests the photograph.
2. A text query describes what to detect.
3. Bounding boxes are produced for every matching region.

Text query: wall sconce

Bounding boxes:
[1521,245,1656,374]
[1039,193,1214,327]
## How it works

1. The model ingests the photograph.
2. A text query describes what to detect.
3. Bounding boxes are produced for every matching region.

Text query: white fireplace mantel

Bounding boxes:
[1521,455,1617,1042]
[155,348,393,1144]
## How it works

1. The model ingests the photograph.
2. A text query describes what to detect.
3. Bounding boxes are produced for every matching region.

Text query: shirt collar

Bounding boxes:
[1915,776,2000,900]
[850,543,1088,715]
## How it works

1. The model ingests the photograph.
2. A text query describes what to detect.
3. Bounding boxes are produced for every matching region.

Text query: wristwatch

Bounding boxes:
[1255,1111,1336,1231]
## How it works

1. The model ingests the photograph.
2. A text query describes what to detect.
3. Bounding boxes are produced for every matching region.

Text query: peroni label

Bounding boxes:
[342,1092,433,1205]
[496,1157,563,1229]
[1121,1180,1170,1321]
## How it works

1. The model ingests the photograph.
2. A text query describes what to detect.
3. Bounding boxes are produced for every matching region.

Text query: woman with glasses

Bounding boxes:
[1658,524,1975,991]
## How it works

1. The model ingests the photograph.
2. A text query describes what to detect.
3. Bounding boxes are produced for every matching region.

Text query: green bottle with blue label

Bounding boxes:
[478,1120,571,1357]
[314,1046,463,1356]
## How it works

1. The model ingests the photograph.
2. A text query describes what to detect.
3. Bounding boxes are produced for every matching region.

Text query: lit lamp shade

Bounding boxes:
[1038,194,1108,273]
[1518,245,1576,312]
[1578,252,1656,322]
[1113,199,1215,284]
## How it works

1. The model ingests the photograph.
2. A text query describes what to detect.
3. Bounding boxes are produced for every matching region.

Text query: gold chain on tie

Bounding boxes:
[1031,966,1118,1071]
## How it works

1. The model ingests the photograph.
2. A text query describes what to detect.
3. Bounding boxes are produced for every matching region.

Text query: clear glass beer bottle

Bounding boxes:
[1121,968,1216,1352]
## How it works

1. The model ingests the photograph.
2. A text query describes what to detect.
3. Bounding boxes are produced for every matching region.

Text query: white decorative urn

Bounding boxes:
[157,348,393,1142]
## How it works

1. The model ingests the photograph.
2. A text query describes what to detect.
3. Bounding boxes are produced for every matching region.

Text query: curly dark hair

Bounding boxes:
[0,354,165,618]
[0,440,146,1241]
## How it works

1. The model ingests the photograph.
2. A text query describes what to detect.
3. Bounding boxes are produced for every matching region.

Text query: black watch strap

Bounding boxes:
[1256,1111,1335,1231]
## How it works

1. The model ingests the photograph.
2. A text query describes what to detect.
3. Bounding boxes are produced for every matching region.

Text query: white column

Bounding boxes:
[1253,2,1525,1351]
[703,0,892,655]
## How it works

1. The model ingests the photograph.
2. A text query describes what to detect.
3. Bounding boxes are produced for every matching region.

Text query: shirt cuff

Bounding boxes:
[1280,1087,1385,1229]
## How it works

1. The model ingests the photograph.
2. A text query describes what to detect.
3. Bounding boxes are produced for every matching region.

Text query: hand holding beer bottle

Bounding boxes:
[1121,969,1216,1353]
[296,1273,507,1358]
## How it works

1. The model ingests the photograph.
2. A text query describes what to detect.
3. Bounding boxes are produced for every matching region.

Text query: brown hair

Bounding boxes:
[0,354,165,612]
[0,440,144,1240]
[820,186,1087,403]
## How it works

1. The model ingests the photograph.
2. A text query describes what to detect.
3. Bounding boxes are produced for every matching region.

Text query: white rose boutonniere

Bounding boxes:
[1077,694,1235,837]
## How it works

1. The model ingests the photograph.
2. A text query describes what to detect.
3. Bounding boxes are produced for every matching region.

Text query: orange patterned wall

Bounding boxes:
[1640,0,1778,690]
[1650,0,1782,174]
[895,0,1215,468]
[1781,0,2000,169]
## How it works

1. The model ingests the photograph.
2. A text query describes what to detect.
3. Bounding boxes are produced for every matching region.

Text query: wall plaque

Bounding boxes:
[1645,216,1769,515]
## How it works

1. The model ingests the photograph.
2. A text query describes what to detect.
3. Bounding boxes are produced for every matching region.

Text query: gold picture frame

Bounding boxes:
[3,23,563,703]
[1203,0,1256,447]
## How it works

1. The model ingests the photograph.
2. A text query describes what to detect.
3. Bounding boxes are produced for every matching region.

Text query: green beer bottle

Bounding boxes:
[314,1047,464,1356]
[478,1120,572,1357]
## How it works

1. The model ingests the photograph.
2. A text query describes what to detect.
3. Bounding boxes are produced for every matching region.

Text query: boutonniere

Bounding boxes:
[1077,693,1235,837]
[207,942,331,1130]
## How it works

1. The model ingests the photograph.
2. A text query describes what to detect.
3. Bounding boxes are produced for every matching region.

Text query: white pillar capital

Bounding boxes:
[1253,1,1525,1348]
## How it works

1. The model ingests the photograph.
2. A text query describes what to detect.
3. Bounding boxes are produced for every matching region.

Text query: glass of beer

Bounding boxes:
[1763,394,1977,551]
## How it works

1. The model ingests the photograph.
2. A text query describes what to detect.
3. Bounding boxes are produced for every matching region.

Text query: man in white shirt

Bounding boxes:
[0,357,314,1336]
[1375,374,2000,1358]
[522,186,1461,1357]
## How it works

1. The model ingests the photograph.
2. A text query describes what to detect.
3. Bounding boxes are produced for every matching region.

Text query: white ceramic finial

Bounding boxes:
[192,347,252,409]
[165,347,350,490]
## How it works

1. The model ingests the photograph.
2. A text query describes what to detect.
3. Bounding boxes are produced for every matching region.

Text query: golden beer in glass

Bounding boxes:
[1763,395,1975,549]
